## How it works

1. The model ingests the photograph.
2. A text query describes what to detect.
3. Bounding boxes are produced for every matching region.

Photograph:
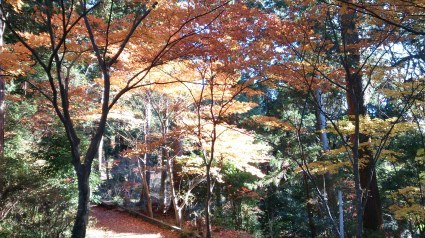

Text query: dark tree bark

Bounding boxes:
[0,4,5,199]
[0,1,229,236]
[0,10,4,153]
[303,173,317,238]
[340,2,383,235]
[72,167,91,237]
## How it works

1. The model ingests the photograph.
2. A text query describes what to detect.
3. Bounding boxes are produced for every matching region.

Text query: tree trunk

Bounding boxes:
[205,164,212,238]
[315,89,329,152]
[339,190,344,238]
[0,2,5,160]
[340,3,383,235]
[139,95,153,217]
[314,89,338,217]
[175,206,183,228]
[158,98,169,212]
[0,4,5,201]
[304,173,317,238]
[159,147,168,212]
[145,161,153,217]
[358,141,382,232]
[139,156,153,217]
[167,156,183,227]
[171,139,183,191]
[71,168,90,238]
[98,136,104,178]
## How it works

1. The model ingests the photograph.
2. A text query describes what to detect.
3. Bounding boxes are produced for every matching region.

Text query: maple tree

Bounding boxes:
[1,0,424,237]
[108,3,275,236]
[108,66,271,230]
[109,89,190,221]
[172,8,272,237]
[0,0,233,236]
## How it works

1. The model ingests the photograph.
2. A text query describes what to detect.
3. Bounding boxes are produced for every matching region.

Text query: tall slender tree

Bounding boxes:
[0,0,5,161]
[340,2,383,233]
[0,0,6,200]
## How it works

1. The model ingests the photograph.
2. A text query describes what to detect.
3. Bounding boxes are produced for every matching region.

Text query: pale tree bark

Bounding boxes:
[315,89,329,152]
[302,89,333,238]
[314,89,337,211]
[158,98,169,212]
[314,89,342,235]
[138,156,153,217]
[98,136,104,175]
[159,147,168,212]
[205,161,213,238]
[167,155,182,227]
[204,85,218,238]
[139,95,153,217]
[167,154,205,227]
[168,138,182,226]
[0,3,3,48]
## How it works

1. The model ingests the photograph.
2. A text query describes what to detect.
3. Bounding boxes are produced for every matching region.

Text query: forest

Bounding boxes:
[0,0,424,237]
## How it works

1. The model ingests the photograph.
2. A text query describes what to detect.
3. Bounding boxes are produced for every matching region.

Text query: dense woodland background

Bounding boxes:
[0,0,424,237]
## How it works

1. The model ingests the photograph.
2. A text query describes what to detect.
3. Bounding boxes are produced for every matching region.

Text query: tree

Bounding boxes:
[257,0,424,236]
[151,4,274,235]
[181,58,265,237]
[0,0,6,202]
[0,0,5,161]
[0,1,231,236]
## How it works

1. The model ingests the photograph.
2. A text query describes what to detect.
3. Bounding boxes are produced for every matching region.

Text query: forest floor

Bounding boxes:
[87,204,253,238]
[86,206,180,238]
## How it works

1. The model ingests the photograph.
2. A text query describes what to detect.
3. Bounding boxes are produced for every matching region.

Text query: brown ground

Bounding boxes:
[87,206,180,238]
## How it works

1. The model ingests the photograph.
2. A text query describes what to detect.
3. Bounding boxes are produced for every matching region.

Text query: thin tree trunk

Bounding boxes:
[145,159,153,217]
[168,137,188,227]
[106,158,110,189]
[159,100,169,212]
[0,2,5,160]
[340,3,383,235]
[167,156,183,227]
[315,89,329,152]
[205,164,212,238]
[304,173,317,237]
[140,96,153,217]
[139,156,153,217]
[98,136,104,175]
[159,147,168,212]
[204,81,217,238]
[0,3,5,200]
[339,190,344,238]
[314,89,338,218]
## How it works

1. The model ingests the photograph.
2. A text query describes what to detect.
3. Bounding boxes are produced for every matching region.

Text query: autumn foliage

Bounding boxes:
[0,0,424,237]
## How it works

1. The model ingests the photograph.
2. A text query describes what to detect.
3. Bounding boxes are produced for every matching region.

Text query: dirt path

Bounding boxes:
[87,206,180,238]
